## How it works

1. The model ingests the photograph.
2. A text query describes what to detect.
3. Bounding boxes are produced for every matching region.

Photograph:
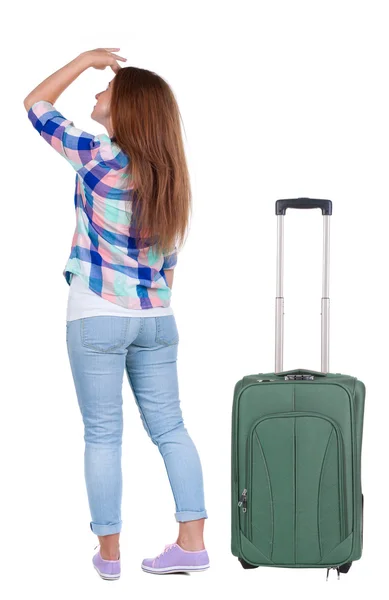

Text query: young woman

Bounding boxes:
[24,48,209,579]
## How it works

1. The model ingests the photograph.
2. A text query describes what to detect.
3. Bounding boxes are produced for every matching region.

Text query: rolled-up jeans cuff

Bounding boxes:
[90,520,122,535]
[175,510,208,522]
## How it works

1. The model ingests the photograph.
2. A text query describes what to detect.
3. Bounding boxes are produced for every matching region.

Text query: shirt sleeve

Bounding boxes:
[162,246,178,270]
[27,100,104,172]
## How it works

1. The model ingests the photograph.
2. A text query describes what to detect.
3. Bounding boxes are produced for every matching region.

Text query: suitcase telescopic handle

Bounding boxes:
[276,198,332,216]
[274,198,332,374]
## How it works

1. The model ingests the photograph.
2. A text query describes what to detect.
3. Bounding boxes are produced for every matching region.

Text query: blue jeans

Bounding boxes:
[66,315,208,536]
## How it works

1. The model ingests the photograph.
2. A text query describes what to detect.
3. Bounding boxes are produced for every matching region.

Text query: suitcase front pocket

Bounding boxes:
[243,412,347,565]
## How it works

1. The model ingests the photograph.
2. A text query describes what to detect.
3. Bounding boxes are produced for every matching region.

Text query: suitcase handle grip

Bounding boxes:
[275,198,333,216]
[274,369,327,378]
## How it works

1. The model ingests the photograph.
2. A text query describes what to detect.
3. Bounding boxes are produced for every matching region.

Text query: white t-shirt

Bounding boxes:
[66,273,174,322]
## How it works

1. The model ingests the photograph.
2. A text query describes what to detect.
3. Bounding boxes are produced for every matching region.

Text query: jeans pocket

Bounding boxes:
[155,315,179,346]
[81,316,129,352]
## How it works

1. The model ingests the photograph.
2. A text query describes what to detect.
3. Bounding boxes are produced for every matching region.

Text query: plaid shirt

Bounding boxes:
[27,100,177,309]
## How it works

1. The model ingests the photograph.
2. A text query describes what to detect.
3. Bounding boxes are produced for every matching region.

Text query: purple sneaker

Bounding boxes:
[92,544,121,580]
[141,542,210,574]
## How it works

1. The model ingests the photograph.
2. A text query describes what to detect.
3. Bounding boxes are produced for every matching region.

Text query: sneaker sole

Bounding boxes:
[141,563,210,574]
[93,563,121,580]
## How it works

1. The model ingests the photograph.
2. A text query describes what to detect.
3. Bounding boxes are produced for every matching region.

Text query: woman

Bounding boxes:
[24,48,209,579]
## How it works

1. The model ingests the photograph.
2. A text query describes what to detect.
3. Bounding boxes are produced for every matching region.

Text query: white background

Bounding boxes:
[3,0,388,597]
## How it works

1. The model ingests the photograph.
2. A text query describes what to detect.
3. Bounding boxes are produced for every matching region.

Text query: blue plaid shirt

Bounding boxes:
[27,100,177,310]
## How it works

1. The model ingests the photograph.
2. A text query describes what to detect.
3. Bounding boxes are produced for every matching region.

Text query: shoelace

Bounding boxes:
[155,543,177,560]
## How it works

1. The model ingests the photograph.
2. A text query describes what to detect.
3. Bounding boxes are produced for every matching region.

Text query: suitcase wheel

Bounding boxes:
[338,562,352,574]
[238,557,259,569]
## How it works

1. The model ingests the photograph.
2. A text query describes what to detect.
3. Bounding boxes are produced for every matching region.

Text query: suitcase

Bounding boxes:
[231,198,365,580]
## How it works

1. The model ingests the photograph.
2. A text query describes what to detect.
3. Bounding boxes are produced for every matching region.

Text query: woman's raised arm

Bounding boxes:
[23,48,127,110]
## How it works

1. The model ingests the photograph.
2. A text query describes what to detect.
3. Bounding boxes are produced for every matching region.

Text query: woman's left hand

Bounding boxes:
[80,48,127,73]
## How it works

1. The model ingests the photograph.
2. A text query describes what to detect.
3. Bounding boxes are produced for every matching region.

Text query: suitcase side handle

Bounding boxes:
[275,198,333,216]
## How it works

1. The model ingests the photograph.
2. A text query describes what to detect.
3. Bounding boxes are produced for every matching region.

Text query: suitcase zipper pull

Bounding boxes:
[238,489,247,512]
[326,566,340,581]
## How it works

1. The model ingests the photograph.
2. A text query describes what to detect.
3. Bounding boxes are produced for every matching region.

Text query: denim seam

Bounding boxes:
[129,375,153,440]
[163,454,179,511]
[139,317,145,335]
[156,421,185,512]
[176,510,207,514]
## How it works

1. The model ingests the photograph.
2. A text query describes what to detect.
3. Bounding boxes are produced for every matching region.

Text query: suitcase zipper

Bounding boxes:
[238,489,247,512]
[238,488,248,536]
[326,566,341,580]
[244,412,347,546]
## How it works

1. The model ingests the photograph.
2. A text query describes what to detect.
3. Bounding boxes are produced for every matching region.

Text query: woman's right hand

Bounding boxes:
[80,48,127,73]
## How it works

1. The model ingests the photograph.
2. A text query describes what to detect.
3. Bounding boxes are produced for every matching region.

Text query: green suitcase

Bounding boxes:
[231,199,365,579]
